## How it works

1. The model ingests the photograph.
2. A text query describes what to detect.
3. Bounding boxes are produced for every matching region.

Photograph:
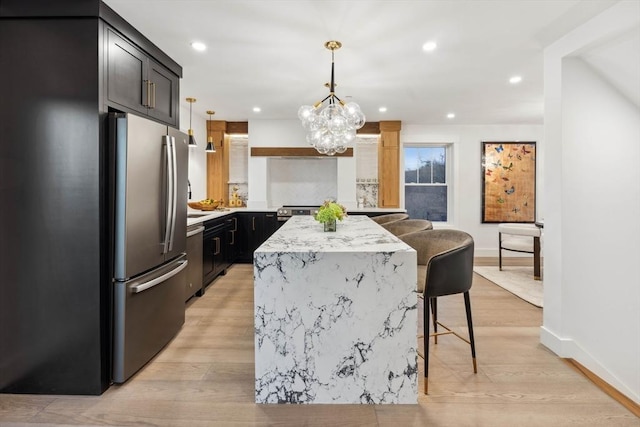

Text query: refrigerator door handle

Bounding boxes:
[168,136,178,251]
[162,135,174,254]
[131,260,188,294]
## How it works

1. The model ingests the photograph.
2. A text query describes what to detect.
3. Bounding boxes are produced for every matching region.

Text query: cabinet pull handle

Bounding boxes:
[232,217,237,232]
[213,237,220,255]
[143,80,151,107]
[150,82,156,109]
[229,230,235,245]
[252,217,255,231]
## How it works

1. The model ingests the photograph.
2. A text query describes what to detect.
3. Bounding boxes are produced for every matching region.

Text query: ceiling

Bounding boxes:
[102,0,628,125]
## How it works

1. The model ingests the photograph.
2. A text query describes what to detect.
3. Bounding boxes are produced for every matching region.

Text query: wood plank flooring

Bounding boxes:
[1,261,637,426]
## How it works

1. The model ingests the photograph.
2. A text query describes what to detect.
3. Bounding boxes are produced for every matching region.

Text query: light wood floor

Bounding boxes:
[1,261,637,426]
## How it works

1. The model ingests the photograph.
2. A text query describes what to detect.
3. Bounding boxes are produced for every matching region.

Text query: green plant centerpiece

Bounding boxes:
[315,200,347,232]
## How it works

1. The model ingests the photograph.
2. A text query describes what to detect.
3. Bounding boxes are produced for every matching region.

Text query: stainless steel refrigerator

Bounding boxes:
[109,112,188,383]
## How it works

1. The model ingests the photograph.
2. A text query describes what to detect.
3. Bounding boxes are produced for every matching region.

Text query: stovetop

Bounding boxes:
[277,205,321,218]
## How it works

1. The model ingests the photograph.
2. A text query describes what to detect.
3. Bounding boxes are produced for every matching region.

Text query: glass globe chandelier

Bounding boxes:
[298,40,365,156]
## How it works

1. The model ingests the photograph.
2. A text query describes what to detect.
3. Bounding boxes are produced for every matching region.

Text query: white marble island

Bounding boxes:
[254,215,417,404]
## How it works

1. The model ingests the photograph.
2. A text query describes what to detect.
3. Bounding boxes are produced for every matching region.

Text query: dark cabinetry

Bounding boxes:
[106,28,179,126]
[236,212,283,263]
[0,0,182,395]
[185,225,204,301]
[264,213,282,238]
[226,216,239,264]
[202,219,231,287]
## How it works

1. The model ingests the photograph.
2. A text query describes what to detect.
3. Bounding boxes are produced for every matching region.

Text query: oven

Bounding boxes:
[276,205,321,222]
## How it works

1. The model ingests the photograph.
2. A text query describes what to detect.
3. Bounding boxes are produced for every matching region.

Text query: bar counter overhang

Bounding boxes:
[254,215,417,404]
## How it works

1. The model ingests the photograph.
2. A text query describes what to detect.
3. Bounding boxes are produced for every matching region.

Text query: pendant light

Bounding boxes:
[205,110,217,153]
[186,97,197,147]
[298,41,365,156]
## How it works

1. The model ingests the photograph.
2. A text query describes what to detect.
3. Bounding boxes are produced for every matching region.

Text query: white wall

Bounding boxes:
[541,1,640,403]
[247,120,356,209]
[182,105,207,201]
[402,124,544,256]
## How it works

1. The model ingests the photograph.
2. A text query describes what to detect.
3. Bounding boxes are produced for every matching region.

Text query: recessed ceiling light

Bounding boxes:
[422,41,437,52]
[509,75,522,84]
[190,41,206,52]
[253,107,261,113]
[447,113,455,119]
[378,107,387,113]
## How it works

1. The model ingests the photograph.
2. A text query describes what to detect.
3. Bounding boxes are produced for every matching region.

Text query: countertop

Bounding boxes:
[256,215,412,253]
[186,206,406,227]
[186,207,267,227]
[253,215,417,403]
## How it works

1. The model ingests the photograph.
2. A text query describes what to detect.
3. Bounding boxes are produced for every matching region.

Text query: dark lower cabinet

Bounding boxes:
[264,212,282,238]
[202,219,231,287]
[226,216,239,264]
[236,212,283,263]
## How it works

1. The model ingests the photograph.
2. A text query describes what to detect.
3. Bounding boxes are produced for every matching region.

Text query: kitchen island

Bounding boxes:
[254,215,417,404]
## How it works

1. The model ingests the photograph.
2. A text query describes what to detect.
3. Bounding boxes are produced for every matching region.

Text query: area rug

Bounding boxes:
[473,266,543,308]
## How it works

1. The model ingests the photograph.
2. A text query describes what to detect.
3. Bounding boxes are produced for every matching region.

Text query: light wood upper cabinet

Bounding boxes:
[206,120,228,203]
[378,121,401,208]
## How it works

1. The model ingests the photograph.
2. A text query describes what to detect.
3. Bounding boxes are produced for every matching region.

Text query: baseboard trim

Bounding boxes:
[564,358,640,417]
[541,326,640,411]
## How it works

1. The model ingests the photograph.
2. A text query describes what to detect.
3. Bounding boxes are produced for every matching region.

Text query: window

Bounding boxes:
[404,145,449,222]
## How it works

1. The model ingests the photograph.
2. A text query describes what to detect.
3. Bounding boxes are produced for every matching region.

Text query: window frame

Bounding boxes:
[402,142,453,223]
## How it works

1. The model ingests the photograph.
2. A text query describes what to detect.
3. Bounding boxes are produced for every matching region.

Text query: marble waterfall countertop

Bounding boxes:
[254,215,418,404]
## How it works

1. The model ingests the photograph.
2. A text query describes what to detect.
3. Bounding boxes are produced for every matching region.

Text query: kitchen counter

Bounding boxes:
[186,207,277,226]
[186,206,405,226]
[253,215,417,404]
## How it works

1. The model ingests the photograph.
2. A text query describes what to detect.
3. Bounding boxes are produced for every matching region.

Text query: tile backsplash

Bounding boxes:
[356,137,379,207]
[356,183,379,208]
[268,158,337,207]
[228,137,248,205]
[228,134,380,208]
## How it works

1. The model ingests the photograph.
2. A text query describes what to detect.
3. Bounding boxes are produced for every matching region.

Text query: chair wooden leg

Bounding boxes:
[533,236,541,280]
[498,232,503,271]
[464,291,477,374]
[431,297,438,345]
[424,294,430,394]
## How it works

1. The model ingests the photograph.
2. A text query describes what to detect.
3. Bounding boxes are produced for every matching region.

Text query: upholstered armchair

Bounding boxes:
[370,213,409,225]
[498,223,542,280]
[382,219,433,237]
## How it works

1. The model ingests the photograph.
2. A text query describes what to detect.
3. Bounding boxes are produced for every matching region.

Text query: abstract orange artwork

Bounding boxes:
[482,142,536,223]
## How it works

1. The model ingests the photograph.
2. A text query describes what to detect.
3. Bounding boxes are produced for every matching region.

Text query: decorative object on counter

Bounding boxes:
[186,97,197,147]
[229,185,243,207]
[314,200,347,232]
[188,198,220,211]
[205,110,217,153]
[298,40,366,156]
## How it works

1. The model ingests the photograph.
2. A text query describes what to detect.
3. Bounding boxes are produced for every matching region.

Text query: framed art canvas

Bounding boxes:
[481,142,536,223]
